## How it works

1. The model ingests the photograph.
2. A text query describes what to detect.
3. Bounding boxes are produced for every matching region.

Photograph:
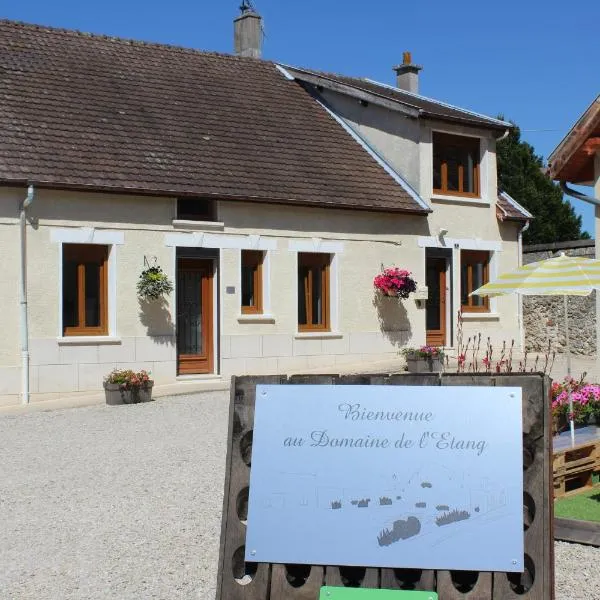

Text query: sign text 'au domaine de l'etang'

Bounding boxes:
[245,385,524,572]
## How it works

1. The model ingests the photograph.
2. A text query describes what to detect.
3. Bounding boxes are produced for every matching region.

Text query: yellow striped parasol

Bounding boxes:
[473,252,600,447]
[472,252,600,297]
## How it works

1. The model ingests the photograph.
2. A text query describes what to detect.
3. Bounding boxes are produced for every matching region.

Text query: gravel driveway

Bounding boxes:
[1,393,598,599]
[0,393,230,600]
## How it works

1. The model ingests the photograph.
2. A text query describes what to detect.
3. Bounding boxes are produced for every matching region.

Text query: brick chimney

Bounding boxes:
[393,52,423,94]
[234,1,263,59]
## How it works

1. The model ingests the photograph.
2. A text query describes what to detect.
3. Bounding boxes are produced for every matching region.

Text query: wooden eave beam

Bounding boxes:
[582,137,600,156]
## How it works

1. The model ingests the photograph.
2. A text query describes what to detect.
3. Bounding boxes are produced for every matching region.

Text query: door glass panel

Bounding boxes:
[177,270,203,355]
[85,263,101,327]
[63,261,78,329]
[426,262,442,331]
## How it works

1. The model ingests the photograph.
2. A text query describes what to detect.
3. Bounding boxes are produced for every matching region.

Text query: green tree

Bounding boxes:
[496,122,590,245]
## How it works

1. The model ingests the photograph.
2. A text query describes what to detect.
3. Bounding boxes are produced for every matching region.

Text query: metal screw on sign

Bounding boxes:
[510,393,515,398]
[512,559,517,565]
[251,549,256,556]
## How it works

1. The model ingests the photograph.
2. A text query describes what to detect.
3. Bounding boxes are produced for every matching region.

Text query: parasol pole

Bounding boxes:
[564,294,575,448]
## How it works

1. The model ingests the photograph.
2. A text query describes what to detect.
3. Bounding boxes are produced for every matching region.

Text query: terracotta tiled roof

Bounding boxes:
[283,66,512,131]
[0,20,428,214]
[496,191,533,222]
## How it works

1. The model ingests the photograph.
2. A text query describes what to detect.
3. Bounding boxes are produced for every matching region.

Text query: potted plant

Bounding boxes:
[104,369,154,405]
[137,265,174,301]
[402,346,445,373]
[373,267,417,299]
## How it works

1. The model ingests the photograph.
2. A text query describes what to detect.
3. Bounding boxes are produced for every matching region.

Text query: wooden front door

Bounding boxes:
[177,258,214,375]
[426,257,447,347]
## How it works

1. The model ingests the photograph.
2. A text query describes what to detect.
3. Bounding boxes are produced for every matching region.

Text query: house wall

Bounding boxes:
[310,96,520,348]
[0,187,430,404]
[320,89,421,191]
[0,119,522,405]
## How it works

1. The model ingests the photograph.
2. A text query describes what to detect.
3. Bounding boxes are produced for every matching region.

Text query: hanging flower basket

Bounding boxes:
[137,265,174,301]
[373,267,417,299]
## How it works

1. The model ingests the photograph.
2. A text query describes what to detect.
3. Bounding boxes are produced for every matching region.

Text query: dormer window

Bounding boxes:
[433,132,480,197]
[177,198,217,221]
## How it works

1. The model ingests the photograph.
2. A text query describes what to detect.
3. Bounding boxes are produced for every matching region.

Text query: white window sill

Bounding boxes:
[237,314,276,324]
[172,219,225,231]
[57,336,122,345]
[431,194,490,206]
[460,312,500,321]
[294,332,344,340]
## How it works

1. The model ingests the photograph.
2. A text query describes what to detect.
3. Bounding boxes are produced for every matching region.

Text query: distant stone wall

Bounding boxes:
[523,240,596,355]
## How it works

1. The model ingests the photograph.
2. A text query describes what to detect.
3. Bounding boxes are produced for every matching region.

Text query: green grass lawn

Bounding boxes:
[554,484,600,522]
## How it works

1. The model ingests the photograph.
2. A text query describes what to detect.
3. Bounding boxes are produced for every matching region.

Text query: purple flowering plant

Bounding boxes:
[402,345,445,360]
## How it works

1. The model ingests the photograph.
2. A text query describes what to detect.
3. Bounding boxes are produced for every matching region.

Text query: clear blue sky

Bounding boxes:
[6,0,599,235]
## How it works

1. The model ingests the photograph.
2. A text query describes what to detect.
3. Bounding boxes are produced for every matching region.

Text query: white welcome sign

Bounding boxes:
[246,385,523,572]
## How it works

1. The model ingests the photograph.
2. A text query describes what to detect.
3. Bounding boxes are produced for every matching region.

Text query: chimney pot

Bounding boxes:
[393,51,423,94]
[234,3,263,58]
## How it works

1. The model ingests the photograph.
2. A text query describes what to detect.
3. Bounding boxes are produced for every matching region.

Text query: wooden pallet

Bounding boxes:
[553,441,599,498]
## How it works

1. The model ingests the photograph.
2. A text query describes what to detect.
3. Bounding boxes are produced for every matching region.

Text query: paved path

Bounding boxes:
[0,392,229,600]
[1,387,597,599]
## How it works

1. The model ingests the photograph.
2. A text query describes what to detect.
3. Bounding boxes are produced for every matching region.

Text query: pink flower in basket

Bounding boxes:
[374,268,417,299]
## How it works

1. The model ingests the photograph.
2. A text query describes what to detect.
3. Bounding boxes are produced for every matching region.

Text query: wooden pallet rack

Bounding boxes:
[553,439,600,498]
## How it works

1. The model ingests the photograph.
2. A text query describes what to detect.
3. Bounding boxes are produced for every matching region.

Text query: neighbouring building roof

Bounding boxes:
[0,20,429,214]
[496,191,533,222]
[547,95,600,184]
[281,66,512,132]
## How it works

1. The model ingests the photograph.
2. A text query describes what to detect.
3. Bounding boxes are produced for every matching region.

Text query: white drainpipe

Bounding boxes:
[517,219,530,350]
[20,185,35,404]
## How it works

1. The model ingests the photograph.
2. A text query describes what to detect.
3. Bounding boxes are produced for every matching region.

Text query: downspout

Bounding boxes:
[20,185,34,405]
[518,219,530,351]
[560,182,600,206]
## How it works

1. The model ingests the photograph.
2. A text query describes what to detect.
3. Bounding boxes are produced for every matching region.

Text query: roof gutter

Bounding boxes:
[560,182,600,206]
[20,184,34,405]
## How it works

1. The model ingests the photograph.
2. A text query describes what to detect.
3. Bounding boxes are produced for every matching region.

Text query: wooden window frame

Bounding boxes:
[461,250,490,313]
[63,244,109,336]
[176,197,217,221]
[433,132,481,198]
[241,250,264,315]
[298,253,330,332]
